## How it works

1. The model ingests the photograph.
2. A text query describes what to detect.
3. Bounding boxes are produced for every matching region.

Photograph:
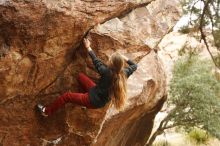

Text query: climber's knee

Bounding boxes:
[61,92,71,102]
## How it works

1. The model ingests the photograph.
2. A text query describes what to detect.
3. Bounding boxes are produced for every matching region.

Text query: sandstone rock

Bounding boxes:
[87,1,180,145]
[0,0,180,145]
[0,0,154,100]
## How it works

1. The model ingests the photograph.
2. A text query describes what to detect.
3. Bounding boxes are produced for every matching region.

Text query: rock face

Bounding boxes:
[0,0,180,145]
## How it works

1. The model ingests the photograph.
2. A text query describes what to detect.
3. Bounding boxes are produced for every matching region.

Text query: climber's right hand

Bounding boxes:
[83,38,91,51]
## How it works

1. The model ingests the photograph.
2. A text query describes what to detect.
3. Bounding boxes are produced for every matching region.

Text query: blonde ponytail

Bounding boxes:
[109,52,127,110]
[111,72,127,110]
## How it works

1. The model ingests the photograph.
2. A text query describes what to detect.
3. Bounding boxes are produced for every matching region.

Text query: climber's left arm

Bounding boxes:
[120,54,137,77]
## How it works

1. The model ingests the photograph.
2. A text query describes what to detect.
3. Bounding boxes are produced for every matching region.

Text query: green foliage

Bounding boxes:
[153,139,170,146]
[187,128,210,144]
[168,55,220,139]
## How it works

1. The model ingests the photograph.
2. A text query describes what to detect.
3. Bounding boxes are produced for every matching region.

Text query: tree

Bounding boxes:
[145,55,220,146]
[180,0,220,68]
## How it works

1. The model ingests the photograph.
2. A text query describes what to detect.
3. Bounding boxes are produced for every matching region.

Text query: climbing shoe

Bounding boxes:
[36,104,48,117]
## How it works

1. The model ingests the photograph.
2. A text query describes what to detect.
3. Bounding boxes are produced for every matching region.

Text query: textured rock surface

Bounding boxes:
[0,0,180,145]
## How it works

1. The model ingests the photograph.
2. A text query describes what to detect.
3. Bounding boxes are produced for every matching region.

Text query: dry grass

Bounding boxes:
[153,131,220,146]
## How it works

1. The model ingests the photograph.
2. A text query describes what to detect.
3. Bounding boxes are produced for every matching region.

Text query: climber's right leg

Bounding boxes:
[37,92,94,116]
[78,72,96,92]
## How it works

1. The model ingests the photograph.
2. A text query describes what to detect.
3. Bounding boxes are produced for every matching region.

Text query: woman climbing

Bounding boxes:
[37,38,137,116]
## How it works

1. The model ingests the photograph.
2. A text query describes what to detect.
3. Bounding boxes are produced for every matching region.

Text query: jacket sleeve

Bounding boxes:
[124,60,138,77]
[88,50,108,75]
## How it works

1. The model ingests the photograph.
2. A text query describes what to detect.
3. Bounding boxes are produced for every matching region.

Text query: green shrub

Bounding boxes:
[169,55,220,139]
[146,55,220,146]
[188,128,209,144]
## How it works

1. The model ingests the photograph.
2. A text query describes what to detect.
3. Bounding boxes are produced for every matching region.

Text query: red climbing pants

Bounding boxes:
[45,73,95,116]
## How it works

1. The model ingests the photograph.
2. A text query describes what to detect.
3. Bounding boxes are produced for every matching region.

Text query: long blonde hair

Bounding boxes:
[109,52,127,110]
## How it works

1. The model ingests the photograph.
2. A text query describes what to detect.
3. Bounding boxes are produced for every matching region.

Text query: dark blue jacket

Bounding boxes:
[88,51,137,108]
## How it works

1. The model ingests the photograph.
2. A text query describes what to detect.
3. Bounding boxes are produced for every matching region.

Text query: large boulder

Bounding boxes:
[0,0,180,145]
[0,0,154,101]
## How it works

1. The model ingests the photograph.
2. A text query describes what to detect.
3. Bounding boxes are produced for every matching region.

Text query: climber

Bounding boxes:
[36,38,137,116]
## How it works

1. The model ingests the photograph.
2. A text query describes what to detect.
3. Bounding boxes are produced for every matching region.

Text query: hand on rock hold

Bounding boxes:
[119,53,129,62]
[83,38,92,51]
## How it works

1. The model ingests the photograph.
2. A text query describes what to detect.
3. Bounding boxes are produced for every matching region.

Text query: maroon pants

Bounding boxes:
[45,73,95,116]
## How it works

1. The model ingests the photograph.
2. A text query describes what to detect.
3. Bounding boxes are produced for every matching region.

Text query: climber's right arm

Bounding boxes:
[83,38,107,75]
[88,49,108,75]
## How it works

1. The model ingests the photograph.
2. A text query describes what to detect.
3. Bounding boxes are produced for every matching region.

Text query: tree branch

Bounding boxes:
[206,1,220,51]
[199,0,220,69]
[188,0,201,26]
